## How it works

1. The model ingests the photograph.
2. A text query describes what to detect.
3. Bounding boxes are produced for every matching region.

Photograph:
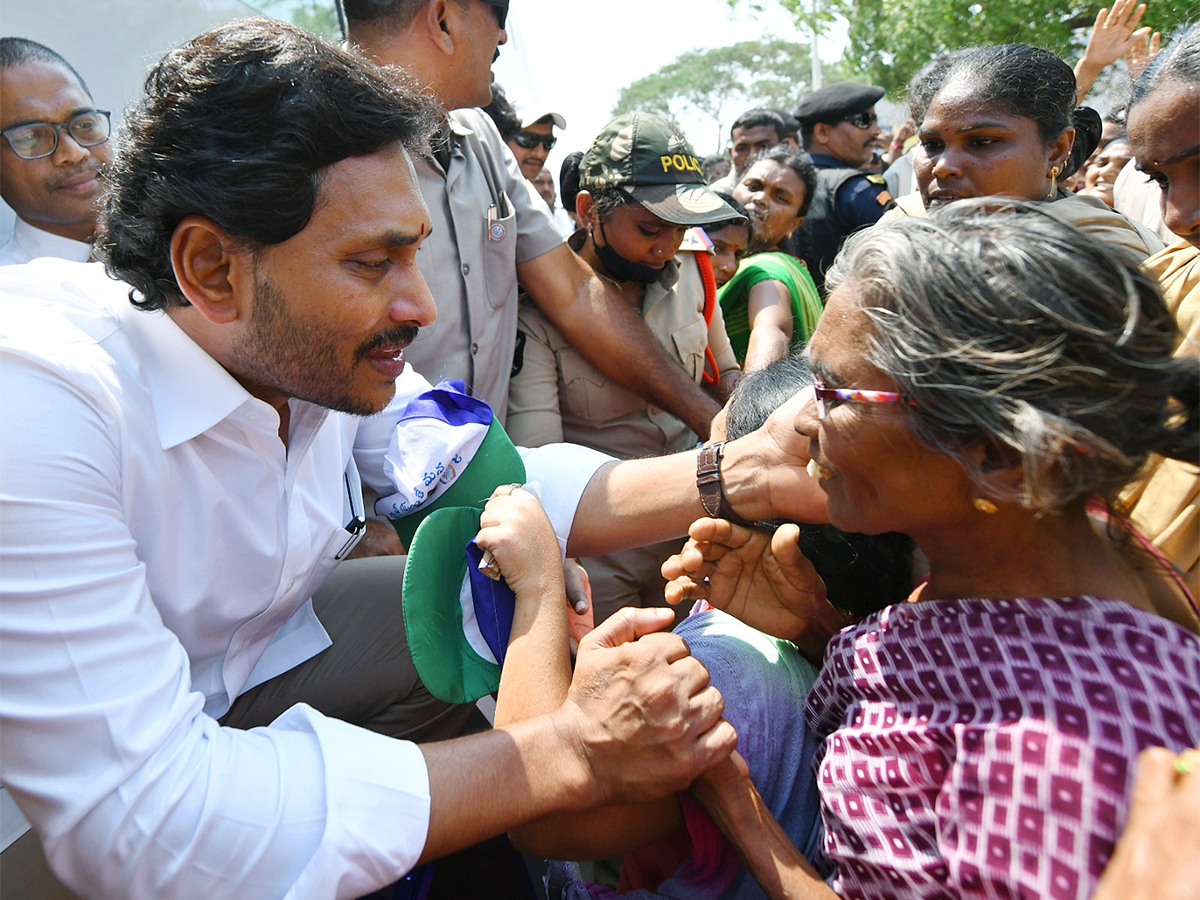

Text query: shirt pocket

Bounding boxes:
[483,191,518,311]
[558,349,643,424]
[670,317,709,383]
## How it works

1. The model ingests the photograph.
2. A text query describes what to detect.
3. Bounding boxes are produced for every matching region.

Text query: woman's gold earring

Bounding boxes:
[1047,166,1061,199]
[973,498,999,515]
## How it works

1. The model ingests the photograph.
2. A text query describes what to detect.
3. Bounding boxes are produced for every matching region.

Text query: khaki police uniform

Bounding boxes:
[507,234,740,622]
[408,108,564,421]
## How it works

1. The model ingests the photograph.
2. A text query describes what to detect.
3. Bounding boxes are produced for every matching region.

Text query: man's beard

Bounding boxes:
[230,270,418,417]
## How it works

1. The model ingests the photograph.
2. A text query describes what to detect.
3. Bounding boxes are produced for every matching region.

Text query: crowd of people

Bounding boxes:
[0,1,1196,899]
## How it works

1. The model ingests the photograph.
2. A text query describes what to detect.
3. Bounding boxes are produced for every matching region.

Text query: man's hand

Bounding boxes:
[553,607,737,808]
[720,387,828,526]
[662,519,840,660]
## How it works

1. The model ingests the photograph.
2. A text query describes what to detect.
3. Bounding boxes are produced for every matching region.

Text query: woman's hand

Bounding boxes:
[476,485,565,603]
[662,518,842,658]
[1091,746,1200,900]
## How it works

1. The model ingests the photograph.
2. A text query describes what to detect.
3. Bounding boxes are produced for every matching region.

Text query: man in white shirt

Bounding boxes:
[0,18,837,900]
[339,0,725,435]
[0,38,110,266]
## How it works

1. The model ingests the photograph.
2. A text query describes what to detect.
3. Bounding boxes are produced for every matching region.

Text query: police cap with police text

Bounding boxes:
[793,81,886,124]
[580,112,744,227]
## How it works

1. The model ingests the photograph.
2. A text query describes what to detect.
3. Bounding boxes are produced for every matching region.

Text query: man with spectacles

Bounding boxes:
[507,99,565,182]
[338,0,725,439]
[0,38,111,266]
[787,80,894,293]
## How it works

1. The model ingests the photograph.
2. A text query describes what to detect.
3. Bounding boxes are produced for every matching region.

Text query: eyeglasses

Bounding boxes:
[482,0,508,28]
[1,110,111,160]
[839,111,878,130]
[512,131,556,151]
[813,378,913,419]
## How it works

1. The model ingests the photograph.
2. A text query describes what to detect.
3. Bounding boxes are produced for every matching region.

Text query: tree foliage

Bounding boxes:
[254,0,342,41]
[742,0,1196,94]
[612,38,844,146]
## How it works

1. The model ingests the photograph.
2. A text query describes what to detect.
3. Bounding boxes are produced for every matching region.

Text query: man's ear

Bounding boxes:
[169,216,251,324]
[426,0,456,54]
[812,122,832,148]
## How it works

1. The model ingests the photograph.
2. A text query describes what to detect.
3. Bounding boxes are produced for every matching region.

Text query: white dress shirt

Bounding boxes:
[0,216,92,266]
[0,259,609,899]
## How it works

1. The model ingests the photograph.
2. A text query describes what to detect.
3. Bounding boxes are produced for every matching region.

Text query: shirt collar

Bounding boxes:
[104,292,259,449]
[12,217,92,263]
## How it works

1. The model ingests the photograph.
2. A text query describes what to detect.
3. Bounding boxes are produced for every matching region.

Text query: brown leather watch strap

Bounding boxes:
[696,441,724,519]
[696,441,754,526]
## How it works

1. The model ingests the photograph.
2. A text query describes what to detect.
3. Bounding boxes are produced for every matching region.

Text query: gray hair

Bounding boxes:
[825,199,1198,512]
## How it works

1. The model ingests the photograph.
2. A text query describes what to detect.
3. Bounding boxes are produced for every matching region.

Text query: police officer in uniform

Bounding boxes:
[785,81,894,293]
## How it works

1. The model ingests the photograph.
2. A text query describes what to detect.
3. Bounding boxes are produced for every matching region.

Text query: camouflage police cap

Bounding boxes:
[580,112,744,227]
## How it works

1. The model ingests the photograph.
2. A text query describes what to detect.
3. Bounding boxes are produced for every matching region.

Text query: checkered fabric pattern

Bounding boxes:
[806,596,1200,900]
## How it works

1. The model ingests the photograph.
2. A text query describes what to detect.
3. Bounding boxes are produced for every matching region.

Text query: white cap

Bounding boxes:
[512,98,566,131]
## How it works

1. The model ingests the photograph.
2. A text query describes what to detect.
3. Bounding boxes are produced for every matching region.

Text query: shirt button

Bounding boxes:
[286,579,296,592]
[461,263,470,276]
[471,342,479,355]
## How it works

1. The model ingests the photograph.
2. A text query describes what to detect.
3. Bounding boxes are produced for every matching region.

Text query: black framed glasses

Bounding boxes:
[512,131,556,151]
[840,111,878,130]
[1,110,111,160]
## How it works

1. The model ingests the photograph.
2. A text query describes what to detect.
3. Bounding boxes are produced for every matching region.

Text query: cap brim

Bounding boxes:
[626,183,746,226]
[403,506,513,705]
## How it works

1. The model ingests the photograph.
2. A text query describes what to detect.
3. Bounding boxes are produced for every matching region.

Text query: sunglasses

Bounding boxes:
[482,0,508,28]
[512,131,556,151]
[813,378,913,419]
[839,111,878,130]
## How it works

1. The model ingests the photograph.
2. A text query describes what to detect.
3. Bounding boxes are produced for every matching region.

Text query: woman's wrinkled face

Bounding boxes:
[914,78,1072,207]
[733,159,806,251]
[798,283,976,537]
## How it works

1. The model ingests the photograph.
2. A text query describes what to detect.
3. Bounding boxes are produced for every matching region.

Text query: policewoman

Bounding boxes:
[506,111,744,623]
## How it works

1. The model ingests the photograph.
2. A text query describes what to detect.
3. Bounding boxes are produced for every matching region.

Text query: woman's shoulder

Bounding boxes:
[1049,194,1166,258]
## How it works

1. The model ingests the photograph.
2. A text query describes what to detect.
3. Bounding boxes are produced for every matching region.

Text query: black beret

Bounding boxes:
[793,81,886,123]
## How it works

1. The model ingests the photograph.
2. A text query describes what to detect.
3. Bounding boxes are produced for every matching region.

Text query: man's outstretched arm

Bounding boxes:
[518,244,722,438]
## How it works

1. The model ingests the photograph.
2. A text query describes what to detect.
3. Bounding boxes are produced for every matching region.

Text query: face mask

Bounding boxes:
[592,220,662,284]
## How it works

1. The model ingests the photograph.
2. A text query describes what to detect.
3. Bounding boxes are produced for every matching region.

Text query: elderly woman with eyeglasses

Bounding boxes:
[662,200,1200,900]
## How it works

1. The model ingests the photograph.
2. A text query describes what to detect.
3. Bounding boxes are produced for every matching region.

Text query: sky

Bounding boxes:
[490,0,850,178]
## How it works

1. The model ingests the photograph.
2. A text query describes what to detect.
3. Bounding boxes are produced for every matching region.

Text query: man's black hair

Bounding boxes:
[98,18,439,311]
[729,107,787,141]
[0,37,91,97]
[482,82,521,142]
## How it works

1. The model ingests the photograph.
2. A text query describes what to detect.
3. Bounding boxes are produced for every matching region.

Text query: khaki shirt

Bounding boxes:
[407,109,563,421]
[506,239,739,458]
